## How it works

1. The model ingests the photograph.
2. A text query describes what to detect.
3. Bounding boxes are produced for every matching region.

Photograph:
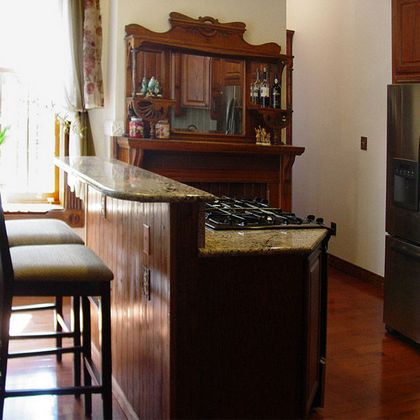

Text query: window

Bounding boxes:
[0,1,63,203]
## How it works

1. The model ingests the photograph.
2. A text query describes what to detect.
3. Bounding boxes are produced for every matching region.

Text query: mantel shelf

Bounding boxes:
[117,137,305,156]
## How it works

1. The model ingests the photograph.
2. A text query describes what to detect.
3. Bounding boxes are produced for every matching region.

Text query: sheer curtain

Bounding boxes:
[0,0,63,199]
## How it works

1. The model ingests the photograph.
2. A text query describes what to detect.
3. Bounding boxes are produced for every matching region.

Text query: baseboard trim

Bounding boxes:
[328,254,384,288]
[111,376,140,420]
[91,344,139,420]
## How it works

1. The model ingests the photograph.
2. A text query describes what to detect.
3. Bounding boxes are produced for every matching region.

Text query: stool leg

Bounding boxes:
[82,297,92,417]
[54,296,63,363]
[72,296,81,397]
[0,295,12,419]
[101,290,112,419]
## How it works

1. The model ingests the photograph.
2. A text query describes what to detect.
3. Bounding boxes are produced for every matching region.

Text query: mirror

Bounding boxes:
[170,53,245,136]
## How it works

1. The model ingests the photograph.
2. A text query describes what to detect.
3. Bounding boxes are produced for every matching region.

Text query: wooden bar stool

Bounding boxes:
[5,218,85,364]
[0,198,114,419]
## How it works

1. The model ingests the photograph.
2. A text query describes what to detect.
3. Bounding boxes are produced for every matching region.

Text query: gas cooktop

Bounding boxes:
[205,198,326,230]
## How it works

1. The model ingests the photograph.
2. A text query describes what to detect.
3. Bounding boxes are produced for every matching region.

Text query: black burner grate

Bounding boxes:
[205,198,325,230]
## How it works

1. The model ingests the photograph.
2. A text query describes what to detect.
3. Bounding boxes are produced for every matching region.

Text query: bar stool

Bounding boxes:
[0,197,114,419]
[5,219,84,248]
[5,218,85,364]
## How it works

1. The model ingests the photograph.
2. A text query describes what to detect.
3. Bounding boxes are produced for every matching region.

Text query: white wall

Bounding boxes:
[91,0,286,157]
[287,0,392,275]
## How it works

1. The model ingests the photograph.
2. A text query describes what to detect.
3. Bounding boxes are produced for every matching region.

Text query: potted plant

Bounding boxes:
[0,125,9,147]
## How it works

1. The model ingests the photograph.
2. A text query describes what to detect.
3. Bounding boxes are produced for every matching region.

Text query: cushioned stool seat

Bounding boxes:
[5,219,84,365]
[11,244,113,286]
[6,219,84,247]
[0,199,114,419]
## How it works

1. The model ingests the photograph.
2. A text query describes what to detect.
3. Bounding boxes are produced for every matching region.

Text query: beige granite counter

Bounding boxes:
[55,156,215,203]
[57,157,328,256]
[201,227,329,257]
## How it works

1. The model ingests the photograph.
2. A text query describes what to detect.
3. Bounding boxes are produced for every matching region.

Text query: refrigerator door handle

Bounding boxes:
[391,240,420,260]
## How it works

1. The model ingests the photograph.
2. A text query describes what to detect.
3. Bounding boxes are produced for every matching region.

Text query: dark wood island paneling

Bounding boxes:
[85,187,328,419]
[56,157,329,420]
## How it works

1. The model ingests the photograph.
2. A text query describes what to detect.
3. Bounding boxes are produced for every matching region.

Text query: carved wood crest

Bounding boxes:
[125,12,282,59]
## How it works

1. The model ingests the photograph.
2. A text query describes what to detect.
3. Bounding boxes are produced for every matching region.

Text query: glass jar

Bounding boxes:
[155,119,170,139]
[128,117,144,138]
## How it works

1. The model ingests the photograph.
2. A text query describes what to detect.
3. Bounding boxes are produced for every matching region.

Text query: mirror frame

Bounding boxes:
[125,12,290,144]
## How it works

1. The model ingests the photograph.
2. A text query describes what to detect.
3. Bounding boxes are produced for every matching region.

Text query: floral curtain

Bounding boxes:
[83,0,104,109]
[60,0,103,195]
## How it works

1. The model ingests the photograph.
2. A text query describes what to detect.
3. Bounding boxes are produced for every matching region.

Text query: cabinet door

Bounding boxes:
[305,248,323,416]
[181,54,210,108]
[393,0,420,82]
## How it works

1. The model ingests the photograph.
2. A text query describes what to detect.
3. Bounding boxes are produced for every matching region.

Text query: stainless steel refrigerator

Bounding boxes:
[385,83,420,345]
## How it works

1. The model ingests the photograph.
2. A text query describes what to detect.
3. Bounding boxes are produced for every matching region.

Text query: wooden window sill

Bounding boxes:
[4,203,84,228]
[4,203,64,214]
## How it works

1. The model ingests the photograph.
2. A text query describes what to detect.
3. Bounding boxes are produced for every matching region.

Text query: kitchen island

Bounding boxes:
[56,157,330,420]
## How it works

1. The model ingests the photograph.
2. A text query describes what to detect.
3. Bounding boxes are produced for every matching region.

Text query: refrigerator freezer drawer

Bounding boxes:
[384,235,420,344]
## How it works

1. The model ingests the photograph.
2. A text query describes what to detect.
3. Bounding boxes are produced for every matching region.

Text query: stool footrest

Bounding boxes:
[9,346,83,358]
[10,331,77,340]
[5,385,103,398]
[12,303,57,312]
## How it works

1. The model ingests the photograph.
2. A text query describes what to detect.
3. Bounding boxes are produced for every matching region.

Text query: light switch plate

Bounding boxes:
[143,224,150,255]
[361,136,367,151]
[143,267,151,300]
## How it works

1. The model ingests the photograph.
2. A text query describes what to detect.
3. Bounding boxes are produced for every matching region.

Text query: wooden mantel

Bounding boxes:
[113,137,304,211]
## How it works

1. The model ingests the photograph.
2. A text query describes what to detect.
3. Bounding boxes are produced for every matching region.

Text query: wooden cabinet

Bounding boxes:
[393,0,420,82]
[305,247,327,415]
[195,246,328,420]
[210,57,243,121]
[211,57,243,88]
[85,184,329,419]
[181,54,210,108]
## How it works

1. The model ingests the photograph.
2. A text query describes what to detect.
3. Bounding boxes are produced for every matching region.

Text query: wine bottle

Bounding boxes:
[272,74,281,109]
[250,68,261,105]
[260,67,270,108]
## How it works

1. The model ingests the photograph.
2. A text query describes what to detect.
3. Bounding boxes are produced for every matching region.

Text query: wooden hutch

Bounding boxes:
[113,12,303,211]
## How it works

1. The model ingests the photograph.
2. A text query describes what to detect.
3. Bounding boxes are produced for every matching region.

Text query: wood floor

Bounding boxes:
[311,267,420,419]
[2,267,420,419]
[3,297,127,420]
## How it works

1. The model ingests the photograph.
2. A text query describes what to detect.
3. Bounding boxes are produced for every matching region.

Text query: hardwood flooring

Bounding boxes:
[312,268,420,419]
[2,268,420,419]
[3,297,126,420]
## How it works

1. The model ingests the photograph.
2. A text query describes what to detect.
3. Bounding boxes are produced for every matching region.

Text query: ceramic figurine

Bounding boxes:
[154,80,162,96]
[255,126,261,144]
[139,77,148,96]
[260,127,271,145]
[147,76,156,96]
[255,126,271,145]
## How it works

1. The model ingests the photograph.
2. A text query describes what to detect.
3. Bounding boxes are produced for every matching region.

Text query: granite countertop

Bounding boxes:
[55,157,215,203]
[200,227,329,257]
[56,157,328,255]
